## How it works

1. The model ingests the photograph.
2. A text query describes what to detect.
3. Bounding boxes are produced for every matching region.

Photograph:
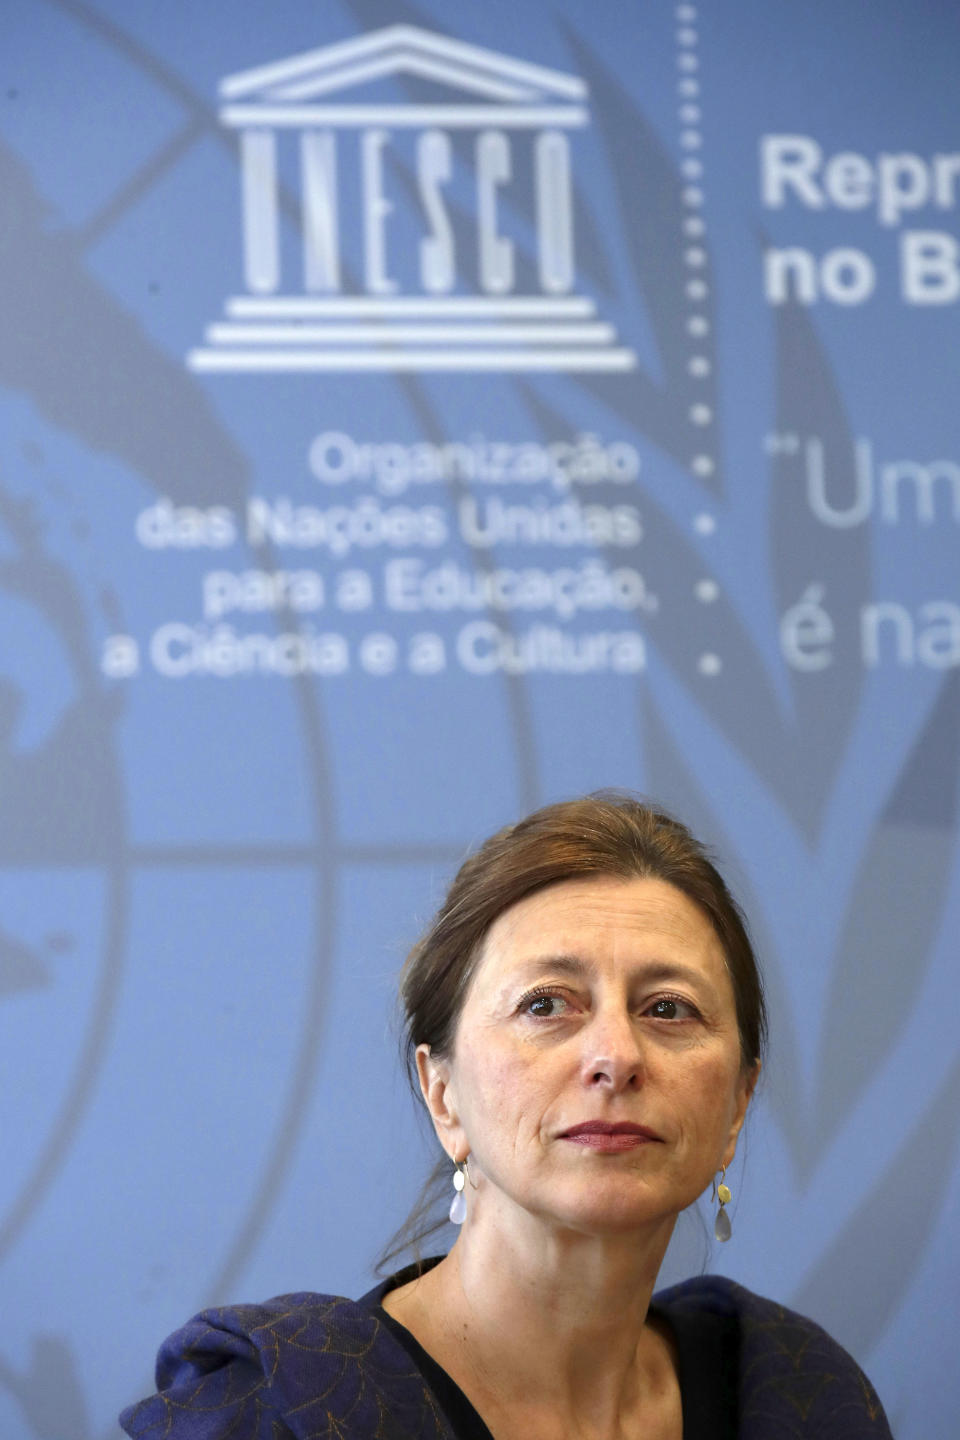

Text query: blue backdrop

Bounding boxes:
[2,2,959,1436]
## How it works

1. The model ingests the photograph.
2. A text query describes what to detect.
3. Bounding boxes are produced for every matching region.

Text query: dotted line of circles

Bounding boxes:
[676,3,722,678]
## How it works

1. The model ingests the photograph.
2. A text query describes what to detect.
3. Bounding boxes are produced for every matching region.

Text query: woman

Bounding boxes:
[121,794,892,1439]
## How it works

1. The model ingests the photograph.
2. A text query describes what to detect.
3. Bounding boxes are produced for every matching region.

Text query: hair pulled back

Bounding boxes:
[382,792,765,1268]
[401,792,765,1076]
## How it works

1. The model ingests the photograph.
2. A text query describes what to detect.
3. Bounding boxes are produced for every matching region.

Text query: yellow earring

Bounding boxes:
[714,1165,732,1242]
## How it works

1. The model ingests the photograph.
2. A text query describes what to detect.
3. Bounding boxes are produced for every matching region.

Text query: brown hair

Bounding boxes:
[381,792,765,1267]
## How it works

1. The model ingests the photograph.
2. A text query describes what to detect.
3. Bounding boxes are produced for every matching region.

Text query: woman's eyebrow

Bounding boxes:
[510,953,590,980]
[489,954,586,1004]
[509,955,716,991]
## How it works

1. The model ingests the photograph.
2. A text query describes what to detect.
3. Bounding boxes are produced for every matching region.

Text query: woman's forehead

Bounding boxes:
[479,874,724,971]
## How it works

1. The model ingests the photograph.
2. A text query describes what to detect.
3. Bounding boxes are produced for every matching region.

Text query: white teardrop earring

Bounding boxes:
[449,1157,467,1225]
[713,1165,732,1242]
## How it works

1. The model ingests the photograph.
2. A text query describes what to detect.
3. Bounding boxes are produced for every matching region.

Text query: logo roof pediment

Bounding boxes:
[220,23,587,107]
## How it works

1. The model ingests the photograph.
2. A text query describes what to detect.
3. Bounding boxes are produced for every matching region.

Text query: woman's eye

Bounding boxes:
[647,997,695,1020]
[522,992,568,1018]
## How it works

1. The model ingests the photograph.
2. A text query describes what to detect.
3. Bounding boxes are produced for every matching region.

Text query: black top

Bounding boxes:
[120,1270,893,1439]
[360,1262,738,1440]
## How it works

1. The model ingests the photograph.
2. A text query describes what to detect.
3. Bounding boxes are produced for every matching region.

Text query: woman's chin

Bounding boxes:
[524,1187,679,1239]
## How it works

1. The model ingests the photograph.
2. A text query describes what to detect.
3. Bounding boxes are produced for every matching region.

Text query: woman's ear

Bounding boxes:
[416,1043,466,1158]
[723,1059,760,1168]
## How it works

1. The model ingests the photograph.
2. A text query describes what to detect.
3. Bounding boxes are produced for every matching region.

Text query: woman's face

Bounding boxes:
[418,875,757,1237]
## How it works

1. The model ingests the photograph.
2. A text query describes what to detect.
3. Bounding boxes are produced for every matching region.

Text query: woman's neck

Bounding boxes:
[383,1205,679,1440]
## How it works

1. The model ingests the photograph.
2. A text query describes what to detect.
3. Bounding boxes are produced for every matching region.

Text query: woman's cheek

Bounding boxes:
[466,1046,554,1137]
[671,1051,742,1133]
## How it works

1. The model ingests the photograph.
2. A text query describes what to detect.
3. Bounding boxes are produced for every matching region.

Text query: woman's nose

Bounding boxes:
[580,1009,645,1091]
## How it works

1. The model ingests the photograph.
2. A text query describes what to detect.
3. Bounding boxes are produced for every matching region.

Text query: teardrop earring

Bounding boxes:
[713,1165,732,1242]
[449,1157,467,1225]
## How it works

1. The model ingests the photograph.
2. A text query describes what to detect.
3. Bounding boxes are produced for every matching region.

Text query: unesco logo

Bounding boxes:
[187,24,636,374]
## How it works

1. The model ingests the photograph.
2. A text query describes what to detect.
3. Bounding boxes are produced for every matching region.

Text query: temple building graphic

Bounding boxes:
[187,24,637,373]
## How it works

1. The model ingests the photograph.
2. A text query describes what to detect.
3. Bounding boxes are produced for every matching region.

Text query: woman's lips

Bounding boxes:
[560,1122,662,1152]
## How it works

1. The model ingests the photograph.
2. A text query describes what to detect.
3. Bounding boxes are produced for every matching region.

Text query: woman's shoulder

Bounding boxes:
[119,1289,456,1440]
[653,1274,893,1439]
